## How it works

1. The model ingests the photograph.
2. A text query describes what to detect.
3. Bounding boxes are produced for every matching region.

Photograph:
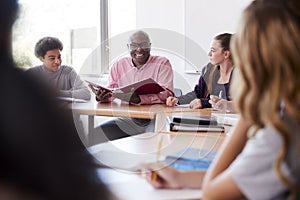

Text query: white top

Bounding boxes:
[229,117,300,200]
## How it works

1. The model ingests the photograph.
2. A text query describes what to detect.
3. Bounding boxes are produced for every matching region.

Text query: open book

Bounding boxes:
[86,78,165,95]
[85,80,113,93]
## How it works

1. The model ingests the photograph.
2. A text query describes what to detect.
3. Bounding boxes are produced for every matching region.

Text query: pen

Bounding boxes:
[152,136,163,181]
[218,90,223,99]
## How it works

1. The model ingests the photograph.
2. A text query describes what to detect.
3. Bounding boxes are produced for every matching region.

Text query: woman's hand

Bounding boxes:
[140,163,183,189]
[209,95,235,112]
[141,162,205,189]
[189,98,202,109]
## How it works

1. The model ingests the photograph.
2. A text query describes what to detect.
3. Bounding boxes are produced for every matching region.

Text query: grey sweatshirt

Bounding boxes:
[26,65,91,100]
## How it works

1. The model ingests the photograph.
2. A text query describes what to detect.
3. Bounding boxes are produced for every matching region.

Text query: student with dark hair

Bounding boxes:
[27,36,91,101]
[0,1,113,199]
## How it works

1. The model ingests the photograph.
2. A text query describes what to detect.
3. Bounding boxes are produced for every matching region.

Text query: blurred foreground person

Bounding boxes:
[0,0,114,199]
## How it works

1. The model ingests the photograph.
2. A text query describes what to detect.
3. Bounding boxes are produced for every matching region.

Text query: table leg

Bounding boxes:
[88,115,95,135]
[154,113,167,133]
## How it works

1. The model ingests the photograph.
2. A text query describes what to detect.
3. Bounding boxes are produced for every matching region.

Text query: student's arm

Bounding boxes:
[201,118,251,199]
[192,65,211,108]
[60,69,91,100]
[177,91,197,104]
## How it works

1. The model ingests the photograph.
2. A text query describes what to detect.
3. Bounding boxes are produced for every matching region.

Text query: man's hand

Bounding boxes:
[88,84,112,102]
[166,97,179,106]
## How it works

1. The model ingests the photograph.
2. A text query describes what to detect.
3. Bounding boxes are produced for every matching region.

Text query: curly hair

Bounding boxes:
[34,37,63,58]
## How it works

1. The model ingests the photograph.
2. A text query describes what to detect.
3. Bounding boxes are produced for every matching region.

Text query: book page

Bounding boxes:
[85,80,112,93]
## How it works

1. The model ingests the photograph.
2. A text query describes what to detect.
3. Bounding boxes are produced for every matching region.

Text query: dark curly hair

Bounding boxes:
[34,37,63,58]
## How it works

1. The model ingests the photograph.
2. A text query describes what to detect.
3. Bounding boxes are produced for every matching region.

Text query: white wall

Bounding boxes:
[136,0,252,93]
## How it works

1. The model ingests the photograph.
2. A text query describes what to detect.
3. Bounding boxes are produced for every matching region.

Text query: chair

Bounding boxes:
[174,88,182,97]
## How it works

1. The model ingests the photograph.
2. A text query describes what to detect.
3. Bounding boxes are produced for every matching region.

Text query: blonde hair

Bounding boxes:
[231,0,300,198]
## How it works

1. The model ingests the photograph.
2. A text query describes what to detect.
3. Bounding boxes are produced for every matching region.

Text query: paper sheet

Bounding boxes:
[211,113,240,126]
[98,168,202,200]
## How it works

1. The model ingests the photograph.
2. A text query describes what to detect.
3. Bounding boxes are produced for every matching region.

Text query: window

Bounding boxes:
[13,0,101,74]
[13,0,136,77]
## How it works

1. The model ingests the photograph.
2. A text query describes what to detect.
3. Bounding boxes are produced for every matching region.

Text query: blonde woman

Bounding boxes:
[203,0,300,199]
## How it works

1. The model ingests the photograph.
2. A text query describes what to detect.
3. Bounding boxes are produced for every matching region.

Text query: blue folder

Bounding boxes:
[163,148,218,171]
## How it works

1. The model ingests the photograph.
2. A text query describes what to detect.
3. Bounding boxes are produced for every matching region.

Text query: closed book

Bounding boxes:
[169,122,224,132]
[171,115,218,126]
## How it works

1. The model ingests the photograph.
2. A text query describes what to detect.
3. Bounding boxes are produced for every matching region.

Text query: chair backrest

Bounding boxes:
[174,88,182,97]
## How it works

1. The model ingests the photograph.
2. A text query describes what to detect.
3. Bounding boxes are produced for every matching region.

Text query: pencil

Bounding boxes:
[152,136,163,181]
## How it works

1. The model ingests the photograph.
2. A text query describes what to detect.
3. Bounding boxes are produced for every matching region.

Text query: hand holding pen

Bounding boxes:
[209,91,224,110]
[140,162,183,189]
[209,91,235,112]
[141,136,183,189]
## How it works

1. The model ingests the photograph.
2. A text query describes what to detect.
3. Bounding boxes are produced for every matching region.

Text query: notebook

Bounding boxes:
[170,115,218,126]
[168,115,224,132]
[169,122,225,132]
